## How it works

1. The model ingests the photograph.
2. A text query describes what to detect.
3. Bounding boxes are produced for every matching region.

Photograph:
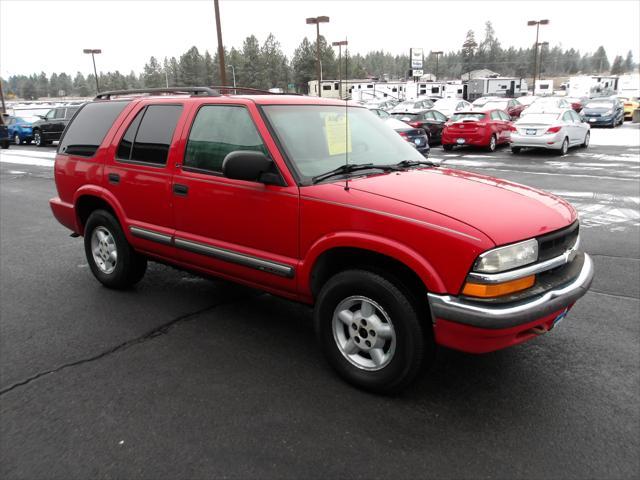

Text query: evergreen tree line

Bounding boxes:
[2,22,637,100]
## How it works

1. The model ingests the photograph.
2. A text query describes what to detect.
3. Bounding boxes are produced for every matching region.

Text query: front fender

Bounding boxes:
[298,231,446,298]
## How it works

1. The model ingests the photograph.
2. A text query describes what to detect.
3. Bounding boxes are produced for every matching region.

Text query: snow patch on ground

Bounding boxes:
[589,124,640,147]
[0,150,55,167]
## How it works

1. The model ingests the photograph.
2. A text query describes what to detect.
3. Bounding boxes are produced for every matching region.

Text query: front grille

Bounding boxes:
[537,221,579,262]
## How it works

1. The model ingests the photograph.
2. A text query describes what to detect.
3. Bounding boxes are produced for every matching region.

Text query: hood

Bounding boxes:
[344,168,576,245]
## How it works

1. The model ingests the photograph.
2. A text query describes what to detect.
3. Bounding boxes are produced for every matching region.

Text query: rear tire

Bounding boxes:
[486,134,497,152]
[442,144,453,151]
[556,138,569,156]
[314,269,432,394]
[34,130,47,147]
[84,210,147,289]
[14,134,22,145]
[581,131,590,148]
[1,140,9,149]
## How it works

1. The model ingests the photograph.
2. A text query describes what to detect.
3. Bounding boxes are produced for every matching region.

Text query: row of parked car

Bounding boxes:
[358,93,636,156]
[0,104,81,148]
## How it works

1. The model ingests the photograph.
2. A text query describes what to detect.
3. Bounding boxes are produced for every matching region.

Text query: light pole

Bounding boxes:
[537,41,549,83]
[228,65,236,88]
[332,40,348,99]
[214,0,227,86]
[83,49,101,93]
[431,51,443,82]
[527,19,549,95]
[306,16,330,97]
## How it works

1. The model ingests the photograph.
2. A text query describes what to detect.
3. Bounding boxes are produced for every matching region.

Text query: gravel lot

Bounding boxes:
[1,124,639,479]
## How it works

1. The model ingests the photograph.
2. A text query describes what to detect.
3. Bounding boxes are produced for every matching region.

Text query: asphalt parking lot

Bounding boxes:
[1,125,639,479]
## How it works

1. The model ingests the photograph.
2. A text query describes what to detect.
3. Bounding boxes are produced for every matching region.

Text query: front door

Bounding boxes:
[171,103,299,295]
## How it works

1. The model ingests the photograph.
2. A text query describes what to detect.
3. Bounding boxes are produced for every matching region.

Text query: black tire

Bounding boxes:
[581,131,590,148]
[13,134,22,145]
[442,144,453,151]
[314,269,432,394]
[486,134,497,152]
[511,146,522,154]
[556,138,569,156]
[33,130,46,147]
[1,140,9,149]
[84,210,147,289]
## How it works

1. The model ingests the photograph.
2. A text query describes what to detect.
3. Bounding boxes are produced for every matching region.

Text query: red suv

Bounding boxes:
[50,87,594,393]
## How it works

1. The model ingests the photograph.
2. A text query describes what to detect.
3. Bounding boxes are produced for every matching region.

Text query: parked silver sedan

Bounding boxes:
[510,109,590,155]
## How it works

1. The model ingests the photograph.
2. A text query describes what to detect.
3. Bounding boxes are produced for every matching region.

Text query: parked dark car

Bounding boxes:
[32,105,82,146]
[391,109,448,144]
[383,118,430,156]
[0,114,10,149]
[580,98,624,128]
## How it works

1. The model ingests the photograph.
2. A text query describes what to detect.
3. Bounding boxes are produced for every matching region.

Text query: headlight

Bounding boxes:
[474,238,538,273]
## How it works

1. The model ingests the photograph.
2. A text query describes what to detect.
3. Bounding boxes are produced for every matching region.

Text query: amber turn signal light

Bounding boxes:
[462,275,535,298]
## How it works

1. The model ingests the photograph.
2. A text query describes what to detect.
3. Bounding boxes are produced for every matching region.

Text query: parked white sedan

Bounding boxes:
[433,98,471,118]
[511,109,590,155]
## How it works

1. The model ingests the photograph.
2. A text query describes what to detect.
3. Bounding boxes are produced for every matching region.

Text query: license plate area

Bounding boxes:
[456,138,465,144]
[526,129,537,135]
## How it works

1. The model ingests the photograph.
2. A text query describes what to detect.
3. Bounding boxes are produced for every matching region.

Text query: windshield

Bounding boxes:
[516,113,559,124]
[585,101,614,109]
[262,105,425,180]
[450,112,486,122]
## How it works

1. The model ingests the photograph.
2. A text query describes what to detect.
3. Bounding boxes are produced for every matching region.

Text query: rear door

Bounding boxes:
[561,111,578,143]
[103,102,185,251]
[171,102,299,295]
[490,110,506,141]
[40,109,57,140]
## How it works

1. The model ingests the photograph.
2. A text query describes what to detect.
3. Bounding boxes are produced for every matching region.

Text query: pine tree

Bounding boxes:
[143,56,164,87]
[624,50,634,72]
[461,30,478,78]
[240,35,263,88]
[292,37,316,92]
[72,72,89,97]
[592,46,610,73]
[179,47,205,86]
[611,55,624,75]
[49,73,60,97]
[36,72,49,98]
[21,79,37,100]
[203,51,215,86]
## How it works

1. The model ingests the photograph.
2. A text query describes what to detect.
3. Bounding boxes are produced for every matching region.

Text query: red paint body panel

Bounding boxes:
[50,94,582,355]
[434,304,574,354]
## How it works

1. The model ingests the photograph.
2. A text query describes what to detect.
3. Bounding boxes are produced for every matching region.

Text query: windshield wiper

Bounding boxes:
[395,159,439,168]
[311,163,400,184]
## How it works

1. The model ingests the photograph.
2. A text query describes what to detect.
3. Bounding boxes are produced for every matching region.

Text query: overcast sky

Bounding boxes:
[1,0,639,78]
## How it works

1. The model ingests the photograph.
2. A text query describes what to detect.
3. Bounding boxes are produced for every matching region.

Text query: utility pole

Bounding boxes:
[83,49,102,93]
[214,0,227,86]
[306,16,330,97]
[432,51,443,82]
[527,19,549,95]
[332,40,348,99]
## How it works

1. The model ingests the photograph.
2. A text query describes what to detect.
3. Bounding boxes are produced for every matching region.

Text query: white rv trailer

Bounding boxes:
[568,76,619,98]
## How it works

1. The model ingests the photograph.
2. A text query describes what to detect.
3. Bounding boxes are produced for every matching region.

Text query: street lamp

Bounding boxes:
[228,65,236,89]
[306,16,330,97]
[527,19,549,95]
[431,51,443,81]
[332,40,348,99]
[537,41,549,83]
[83,48,102,93]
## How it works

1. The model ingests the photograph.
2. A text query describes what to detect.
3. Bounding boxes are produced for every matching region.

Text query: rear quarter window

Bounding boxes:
[59,101,130,157]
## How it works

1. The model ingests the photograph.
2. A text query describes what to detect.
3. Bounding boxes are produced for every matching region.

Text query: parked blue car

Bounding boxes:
[6,115,38,144]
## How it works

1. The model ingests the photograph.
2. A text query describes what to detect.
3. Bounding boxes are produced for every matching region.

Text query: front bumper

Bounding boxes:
[584,116,614,126]
[428,253,594,353]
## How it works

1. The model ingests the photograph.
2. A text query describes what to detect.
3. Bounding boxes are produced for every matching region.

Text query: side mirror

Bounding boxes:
[222,150,284,186]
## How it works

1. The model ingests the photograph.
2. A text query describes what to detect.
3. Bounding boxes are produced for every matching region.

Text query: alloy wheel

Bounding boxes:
[91,226,118,274]
[14,134,21,145]
[332,296,396,371]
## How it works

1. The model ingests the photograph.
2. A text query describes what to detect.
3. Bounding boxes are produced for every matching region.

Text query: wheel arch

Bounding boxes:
[74,187,127,236]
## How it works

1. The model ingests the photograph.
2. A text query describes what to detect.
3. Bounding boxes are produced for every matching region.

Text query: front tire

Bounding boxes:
[34,130,46,147]
[14,134,22,145]
[84,210,147,289]
[314,269,431,394]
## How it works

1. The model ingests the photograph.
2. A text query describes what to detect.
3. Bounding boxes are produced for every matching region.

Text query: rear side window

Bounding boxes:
[117,105,182,166]
[183,105,267,173]
[59,101,130,157]
[66,107,79,119]
[54,108,66,119]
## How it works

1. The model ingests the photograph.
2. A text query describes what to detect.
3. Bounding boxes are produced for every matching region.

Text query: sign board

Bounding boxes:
[410,48,423,69]
[411,69,424,77]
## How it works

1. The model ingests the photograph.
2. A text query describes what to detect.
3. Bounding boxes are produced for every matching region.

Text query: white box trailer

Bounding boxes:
[308,80,407,101]
[467,77,527,100]
[568,76,619,98]
[534,79,554,95]
[617,74,640,97]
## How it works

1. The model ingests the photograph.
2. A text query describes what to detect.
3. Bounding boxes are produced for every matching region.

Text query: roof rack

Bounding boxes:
[95,87,221,100]
[210,86,299,96]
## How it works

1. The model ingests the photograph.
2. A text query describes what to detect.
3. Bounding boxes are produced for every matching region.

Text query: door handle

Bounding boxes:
[108,173,120,184]
[173,183,188,196]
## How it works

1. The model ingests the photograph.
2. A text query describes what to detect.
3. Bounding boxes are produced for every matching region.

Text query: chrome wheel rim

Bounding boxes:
[332,296,396,371]
[561,139,568,154]
[91,226,117,274]
[489,136,496,151]
[14,134,20,145]
[584,132,590,147]
[34,133,41,145]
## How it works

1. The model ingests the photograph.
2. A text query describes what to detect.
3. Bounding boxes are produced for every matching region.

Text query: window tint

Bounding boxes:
[183,105,267,173]
[54,108,66,119]
[500,111,511,121]
[490,111,501,120]
[116,109,144,160]
[562,112,573,122]
[129,105,182,165]
[570,111,581,122]
[59,101,130,157]
[66,107,79,119]
[433,111,447,121]
[423,111,435,120]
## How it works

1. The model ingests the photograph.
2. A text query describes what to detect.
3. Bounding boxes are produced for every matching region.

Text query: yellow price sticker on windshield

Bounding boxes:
[324,114,352,156]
